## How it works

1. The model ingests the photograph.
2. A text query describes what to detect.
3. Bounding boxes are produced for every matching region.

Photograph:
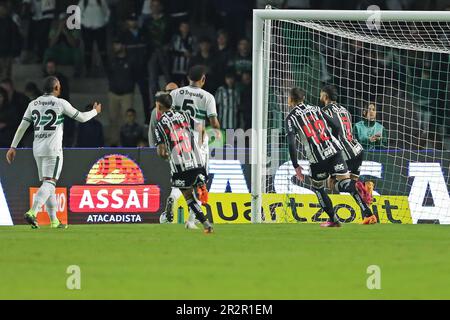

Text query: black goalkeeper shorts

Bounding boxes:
[310,152,349,182]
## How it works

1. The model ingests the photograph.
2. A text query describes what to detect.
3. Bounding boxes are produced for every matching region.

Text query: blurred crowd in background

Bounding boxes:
[0,0,449,149]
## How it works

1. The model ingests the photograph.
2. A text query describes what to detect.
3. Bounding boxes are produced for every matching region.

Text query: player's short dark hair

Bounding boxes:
[155,92,172,109]
[188,65,206,82]
[43,76,59,94]
[321,85,338,101]
[126,108,136,115]
[289,87,306,103]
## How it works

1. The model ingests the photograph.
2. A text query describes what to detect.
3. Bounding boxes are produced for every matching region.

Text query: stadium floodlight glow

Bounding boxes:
[251,8,450,223]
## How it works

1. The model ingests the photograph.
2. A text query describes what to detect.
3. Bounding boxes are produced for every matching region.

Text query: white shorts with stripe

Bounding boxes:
[35,155,63,181]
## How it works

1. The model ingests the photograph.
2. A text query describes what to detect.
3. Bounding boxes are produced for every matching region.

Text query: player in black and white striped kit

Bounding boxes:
[154,92,213,233]
[320,85,364,178]
[319,85,377,225]
[285,88,374,227]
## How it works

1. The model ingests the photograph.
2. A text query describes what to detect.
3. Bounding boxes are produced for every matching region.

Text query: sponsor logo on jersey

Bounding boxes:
[174,179,185,187]
[323,148,335,158]
[161,112,186,125]
[34,100,56,107]
[35,133,53,139]
[178,89,204,100]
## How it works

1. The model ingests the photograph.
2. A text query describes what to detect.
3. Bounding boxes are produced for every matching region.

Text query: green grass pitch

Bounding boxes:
[0,224,449,299]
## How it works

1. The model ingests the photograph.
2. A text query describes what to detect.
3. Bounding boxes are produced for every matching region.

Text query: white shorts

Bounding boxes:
[35,155,63,181]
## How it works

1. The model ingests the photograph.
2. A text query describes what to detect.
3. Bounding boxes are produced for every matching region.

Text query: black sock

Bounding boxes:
[336,179,373,218]
[313,186,336,222]
[187,199,207,224]
[335,178,356,193]
[164,196,174,222]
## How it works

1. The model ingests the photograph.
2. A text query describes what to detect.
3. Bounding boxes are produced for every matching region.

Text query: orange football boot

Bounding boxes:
[361,215,378,225]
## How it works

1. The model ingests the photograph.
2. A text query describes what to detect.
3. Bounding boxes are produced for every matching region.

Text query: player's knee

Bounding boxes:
[181,188,194,200]
[194,173,207,188]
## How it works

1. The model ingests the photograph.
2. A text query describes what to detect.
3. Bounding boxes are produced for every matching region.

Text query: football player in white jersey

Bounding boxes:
[6,76,101,229]
[168,66,221,229]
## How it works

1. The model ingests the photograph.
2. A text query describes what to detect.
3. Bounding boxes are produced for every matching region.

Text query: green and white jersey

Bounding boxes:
[22,94,97,157]
[170,85,217,129]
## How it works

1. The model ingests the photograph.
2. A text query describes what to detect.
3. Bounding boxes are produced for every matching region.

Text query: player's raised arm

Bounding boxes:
[61,99,101,123]
[6,105,33,164]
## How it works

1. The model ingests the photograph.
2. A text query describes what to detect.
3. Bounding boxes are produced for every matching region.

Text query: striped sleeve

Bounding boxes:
[22,103,33,125]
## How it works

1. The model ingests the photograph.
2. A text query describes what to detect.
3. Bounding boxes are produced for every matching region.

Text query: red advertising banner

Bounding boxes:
[29,188,68,225]
[70,185,160,213]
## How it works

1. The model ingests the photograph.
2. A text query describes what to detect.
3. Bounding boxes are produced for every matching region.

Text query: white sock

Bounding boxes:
[170,188,182,200]
[188,211,196,223]
[31,181,55,213]
[45,192,58,222]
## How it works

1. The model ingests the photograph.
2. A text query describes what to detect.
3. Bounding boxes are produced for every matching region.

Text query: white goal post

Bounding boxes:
[251,9,450,224]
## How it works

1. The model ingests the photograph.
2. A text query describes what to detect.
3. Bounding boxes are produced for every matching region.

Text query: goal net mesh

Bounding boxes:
[261,16,450,224]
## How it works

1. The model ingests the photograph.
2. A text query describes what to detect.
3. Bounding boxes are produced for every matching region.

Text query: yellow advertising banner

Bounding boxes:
[174,193,412,224]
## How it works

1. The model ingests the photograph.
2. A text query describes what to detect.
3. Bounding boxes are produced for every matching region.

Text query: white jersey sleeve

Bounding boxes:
[22,102,33,125]
[60,99,98,123]
[206,92,217,118]
[10,104,33,148]
[169,90,178,107]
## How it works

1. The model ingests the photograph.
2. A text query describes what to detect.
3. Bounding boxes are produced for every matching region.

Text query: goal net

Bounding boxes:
[252,9,450,224]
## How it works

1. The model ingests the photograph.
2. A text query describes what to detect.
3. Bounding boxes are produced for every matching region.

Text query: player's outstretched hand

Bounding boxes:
[6,148,16,165]
[295,166,304,182]
[93,102,102,114]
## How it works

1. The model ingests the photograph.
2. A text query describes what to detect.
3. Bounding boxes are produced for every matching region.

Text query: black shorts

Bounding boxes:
[171,167,207,189]
[346,151,364,177]
[310,152,349,182]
